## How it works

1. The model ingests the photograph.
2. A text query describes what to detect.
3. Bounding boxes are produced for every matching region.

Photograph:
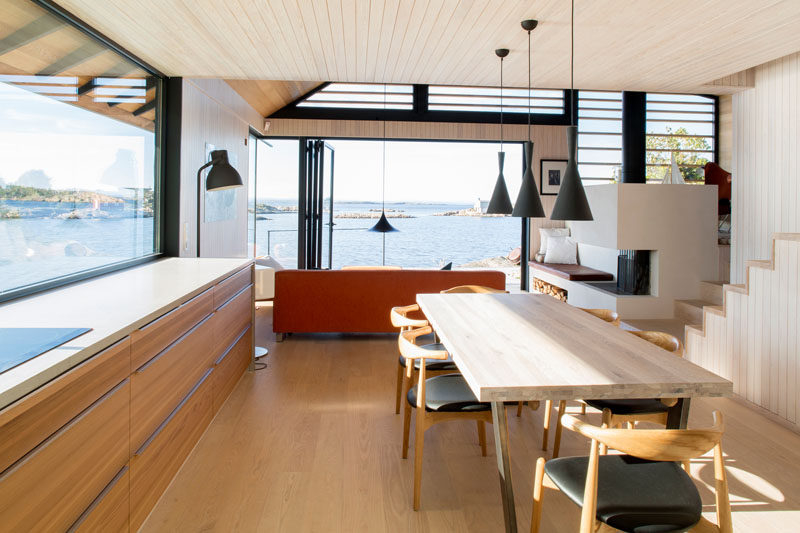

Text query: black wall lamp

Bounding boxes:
[196,149,243,256]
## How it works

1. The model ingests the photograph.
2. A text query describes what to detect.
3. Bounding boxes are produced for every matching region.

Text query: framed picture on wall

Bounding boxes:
[540,159,568,195]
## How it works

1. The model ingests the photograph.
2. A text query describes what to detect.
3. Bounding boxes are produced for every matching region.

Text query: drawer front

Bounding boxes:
[69,465,129,533]
[213,326,251,413]
[0,379,130,532]
[0,337,130,474]
[214,284,252,356]
[131,287,213,370]
[131,315,214,452]
[130,370,213,530]
[213,266,252,310]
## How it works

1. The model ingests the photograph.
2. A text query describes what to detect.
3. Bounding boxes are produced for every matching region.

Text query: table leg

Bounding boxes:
[491,401,517,533]
[665,398,691,429]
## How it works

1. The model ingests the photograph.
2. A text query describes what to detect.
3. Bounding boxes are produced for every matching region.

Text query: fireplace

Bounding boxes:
[617,250,651,295]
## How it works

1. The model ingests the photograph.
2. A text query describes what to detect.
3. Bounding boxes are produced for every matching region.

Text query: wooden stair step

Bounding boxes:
[699,280,724,305]
[674,299,716,325]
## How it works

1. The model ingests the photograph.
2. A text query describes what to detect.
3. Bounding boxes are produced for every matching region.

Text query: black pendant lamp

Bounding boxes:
[369,84,397,265]
[551,0,593,221]
[512,19,545,219]
[486,48,513,214]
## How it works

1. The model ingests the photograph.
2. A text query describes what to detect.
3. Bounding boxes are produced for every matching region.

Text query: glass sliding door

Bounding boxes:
[299,140,335,269]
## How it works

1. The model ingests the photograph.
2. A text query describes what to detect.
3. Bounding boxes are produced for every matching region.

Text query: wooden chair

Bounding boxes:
[579,308,620,326]
[531,411,732,533]
[542,308,621,455]
[440,285,508,294]
[400,326,497,510]
[391,305,457,414]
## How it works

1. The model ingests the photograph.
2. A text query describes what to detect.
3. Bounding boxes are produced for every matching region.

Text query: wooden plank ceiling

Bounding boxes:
[224,80,321,117]
[0,0,157,131]
[50,0,800,97]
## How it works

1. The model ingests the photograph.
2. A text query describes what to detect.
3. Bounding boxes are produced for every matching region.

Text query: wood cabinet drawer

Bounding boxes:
[0,337,130,474]
[0,379,130,532]
[213,326,251,413]
[68,465,129,533]
[131,287,213,370]
[130,370,213,530]
[214,284,252,356]
[213,266,252,310]
[131,315,215,452]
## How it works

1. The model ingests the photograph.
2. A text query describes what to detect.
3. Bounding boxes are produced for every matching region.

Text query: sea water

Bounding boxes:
[0,200,520,294]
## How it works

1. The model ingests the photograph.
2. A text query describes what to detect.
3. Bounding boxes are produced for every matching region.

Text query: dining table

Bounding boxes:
[416,292,733,533]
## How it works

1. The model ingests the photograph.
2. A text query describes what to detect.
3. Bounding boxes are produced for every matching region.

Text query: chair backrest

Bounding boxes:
[561,411,724,462]
[629,330,683,356]
[390,304,428,330]
[441,285,508,294]
[562,410,732,533]
[579,308,620,327]
[398,326,448,361]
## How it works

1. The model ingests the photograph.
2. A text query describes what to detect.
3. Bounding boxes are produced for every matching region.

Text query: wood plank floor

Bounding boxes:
[142,304,800,532]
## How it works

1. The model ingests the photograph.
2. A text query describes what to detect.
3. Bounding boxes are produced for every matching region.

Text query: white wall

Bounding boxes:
[731,52,800,282]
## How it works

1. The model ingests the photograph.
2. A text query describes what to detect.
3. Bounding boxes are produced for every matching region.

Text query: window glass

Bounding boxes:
[0,0,161,299]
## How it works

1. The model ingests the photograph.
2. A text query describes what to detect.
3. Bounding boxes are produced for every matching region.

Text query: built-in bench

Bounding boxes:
[529,261,614,282]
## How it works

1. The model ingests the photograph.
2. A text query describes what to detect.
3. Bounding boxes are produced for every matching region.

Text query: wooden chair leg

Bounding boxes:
[477,420,487,456]
[626,421,635,429]
[395,362,404,414]
[531,457,546,533]
[599,409,613,455]
[542,400,552,451]
[401,369,414,459]
[552,400,567,458]
[580,403,586,415]
[516,401,524,417]
[413,410,426,510]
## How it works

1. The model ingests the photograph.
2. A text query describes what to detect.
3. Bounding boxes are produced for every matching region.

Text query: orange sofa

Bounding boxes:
[273,269,506,334]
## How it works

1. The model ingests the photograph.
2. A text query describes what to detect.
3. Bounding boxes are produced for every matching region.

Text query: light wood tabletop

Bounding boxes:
[417,293,732,403]
[417,292,732,533]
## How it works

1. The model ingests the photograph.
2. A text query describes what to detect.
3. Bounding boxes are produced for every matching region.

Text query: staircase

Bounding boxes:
[624,281,725,343]
[684,233,800,430]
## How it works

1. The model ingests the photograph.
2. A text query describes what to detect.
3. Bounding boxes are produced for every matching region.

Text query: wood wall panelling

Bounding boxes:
[686,235,800,432]
[0,379,130,532]
[0,336,130,474]
[731,52,800,284]
[180,78,262,259]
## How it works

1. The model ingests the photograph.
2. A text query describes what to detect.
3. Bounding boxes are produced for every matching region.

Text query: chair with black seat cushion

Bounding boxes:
[548,330,683,458]
[531,411,732,533]
[399,326,498,510]
[390,304,458,415]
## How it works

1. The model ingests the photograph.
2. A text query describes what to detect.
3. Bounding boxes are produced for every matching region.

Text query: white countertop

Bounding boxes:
[0,257,252,409]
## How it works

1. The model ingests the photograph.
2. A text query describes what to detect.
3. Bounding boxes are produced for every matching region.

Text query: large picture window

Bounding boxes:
[0,0,162,301]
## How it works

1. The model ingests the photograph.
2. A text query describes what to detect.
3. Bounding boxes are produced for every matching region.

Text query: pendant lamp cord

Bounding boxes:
[570,0,575,127]
[500,56,504,152]
[527,28,531,142]
[381,83,386,213]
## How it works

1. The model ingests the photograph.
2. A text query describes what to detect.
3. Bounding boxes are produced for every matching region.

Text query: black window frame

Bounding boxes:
[0,1,169,304]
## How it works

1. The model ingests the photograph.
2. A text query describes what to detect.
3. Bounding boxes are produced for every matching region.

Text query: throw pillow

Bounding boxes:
[544,236,578,264]
[538,227,570,255]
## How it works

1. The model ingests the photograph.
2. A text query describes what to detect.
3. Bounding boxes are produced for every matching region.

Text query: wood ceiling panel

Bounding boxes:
[225,80,321,117]
[49,0,800,94]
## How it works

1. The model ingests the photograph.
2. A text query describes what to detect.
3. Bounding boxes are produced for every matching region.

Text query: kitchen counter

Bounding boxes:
[0,257,252,409]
